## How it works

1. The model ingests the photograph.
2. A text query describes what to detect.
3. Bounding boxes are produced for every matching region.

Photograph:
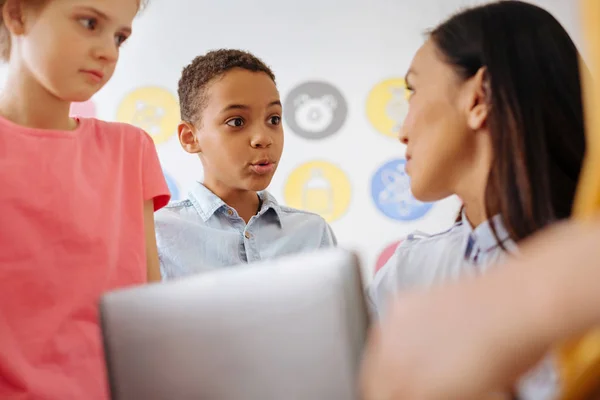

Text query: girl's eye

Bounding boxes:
[115,34,128,47]
[226,118,244,127]
[269,116,281,125]
[79,18,98,30]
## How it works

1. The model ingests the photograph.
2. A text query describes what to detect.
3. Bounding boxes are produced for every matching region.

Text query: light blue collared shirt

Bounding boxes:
[368,213,558,400]
[369,213,516,316]
[154,182,337,279]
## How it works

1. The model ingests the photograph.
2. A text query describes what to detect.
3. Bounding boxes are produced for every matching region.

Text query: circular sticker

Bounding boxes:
[70,99,96,118]
[284,161,351,222]
[163,171,181,202]
[116,86,179,145]
[366,78,410,138]
[283,81,348,140]
[374,240,403,274]
[371,158,433,221]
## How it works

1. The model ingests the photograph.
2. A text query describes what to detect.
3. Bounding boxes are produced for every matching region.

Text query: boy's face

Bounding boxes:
[12,0,137,102]
[189,69,284,194]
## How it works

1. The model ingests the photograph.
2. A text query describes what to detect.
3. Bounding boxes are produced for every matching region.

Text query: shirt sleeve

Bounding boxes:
[367,250,400,320]
[140,131,170,211]
[367,238,417,319]
[320,221,338,247]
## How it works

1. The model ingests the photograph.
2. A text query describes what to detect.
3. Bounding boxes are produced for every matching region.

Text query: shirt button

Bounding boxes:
[244,232,251,239]
[227,209,233,216]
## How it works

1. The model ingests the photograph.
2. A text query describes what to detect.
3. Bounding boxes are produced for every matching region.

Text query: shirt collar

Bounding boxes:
[461,209,512,252]
[188,182,284,227]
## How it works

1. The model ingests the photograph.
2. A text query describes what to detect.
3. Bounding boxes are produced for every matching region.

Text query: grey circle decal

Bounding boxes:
[283,81,348,140]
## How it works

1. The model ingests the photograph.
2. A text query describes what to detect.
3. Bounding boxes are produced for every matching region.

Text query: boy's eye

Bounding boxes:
[226,118,244,127]
[79,18,98,30]
[269,116,281,125]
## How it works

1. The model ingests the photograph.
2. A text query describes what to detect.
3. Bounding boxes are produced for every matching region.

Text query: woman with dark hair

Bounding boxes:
[368,1,586,398]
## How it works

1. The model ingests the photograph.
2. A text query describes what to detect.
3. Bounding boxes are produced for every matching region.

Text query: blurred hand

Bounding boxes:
[359,278,549,400]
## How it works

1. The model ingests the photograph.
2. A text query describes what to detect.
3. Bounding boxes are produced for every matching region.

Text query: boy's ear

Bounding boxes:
[178,121,202,154]
[3,0,26,36]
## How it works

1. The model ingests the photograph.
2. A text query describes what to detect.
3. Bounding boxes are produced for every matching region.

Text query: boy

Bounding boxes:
[155,49,337,278]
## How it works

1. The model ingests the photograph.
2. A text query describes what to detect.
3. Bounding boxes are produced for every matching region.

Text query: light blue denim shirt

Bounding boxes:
[154,182,337,279]
[370,213,515,316]
[369,213,558,400]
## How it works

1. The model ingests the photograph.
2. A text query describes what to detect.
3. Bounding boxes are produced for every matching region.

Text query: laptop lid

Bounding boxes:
[100,248,370,400]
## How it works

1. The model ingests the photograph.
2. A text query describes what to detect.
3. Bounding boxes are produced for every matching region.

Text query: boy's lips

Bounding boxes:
[249,160,277,175]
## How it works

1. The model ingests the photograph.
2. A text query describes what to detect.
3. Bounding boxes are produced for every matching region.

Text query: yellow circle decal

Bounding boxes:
[284,161,351,223]
[366,78,410,138]
[116,86,180,145]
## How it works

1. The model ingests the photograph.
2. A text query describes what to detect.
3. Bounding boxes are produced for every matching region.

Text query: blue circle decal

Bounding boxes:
[370,158,433,221]
[164,171,181,202]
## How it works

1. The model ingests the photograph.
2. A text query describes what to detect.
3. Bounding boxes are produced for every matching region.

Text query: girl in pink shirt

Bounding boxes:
[0,0,170,398]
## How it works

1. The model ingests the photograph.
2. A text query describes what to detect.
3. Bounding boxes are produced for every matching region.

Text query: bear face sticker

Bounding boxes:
[283,81,348,140]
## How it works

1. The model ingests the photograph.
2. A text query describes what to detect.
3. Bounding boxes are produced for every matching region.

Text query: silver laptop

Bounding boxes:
[100,248,370,400]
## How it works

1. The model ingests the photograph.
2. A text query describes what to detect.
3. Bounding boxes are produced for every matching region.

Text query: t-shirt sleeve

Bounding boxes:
[140,131,170,211]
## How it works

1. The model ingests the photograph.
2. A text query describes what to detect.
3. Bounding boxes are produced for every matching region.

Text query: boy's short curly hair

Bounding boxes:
[177,49,276,124]
[0,0,149,62]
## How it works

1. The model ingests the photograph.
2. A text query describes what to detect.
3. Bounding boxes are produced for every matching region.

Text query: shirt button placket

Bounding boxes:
[243,230,259,262]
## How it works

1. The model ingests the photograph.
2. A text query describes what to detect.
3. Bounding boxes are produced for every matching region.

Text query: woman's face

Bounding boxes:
[400,39,491,203]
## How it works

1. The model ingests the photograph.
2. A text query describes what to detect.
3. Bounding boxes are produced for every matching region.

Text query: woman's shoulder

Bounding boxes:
[395,221,468,256]
[368,221,470,318]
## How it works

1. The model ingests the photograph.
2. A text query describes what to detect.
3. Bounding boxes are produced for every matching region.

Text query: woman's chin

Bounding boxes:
[410,182,446,203]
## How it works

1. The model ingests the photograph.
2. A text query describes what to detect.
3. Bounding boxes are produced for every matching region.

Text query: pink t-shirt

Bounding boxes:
[0,116,170,399]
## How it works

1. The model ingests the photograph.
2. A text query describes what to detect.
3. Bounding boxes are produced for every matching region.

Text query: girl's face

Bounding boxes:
[400,39,492,203]
[5,0,138,101]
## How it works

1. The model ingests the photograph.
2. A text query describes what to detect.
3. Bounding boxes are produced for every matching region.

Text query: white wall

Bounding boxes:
[29,0,588,277]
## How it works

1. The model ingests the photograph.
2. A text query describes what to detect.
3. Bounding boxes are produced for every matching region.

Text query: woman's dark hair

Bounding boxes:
[430,0,586,242]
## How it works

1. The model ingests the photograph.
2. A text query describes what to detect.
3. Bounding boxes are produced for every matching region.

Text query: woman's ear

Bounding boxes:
[466,67,490,131]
